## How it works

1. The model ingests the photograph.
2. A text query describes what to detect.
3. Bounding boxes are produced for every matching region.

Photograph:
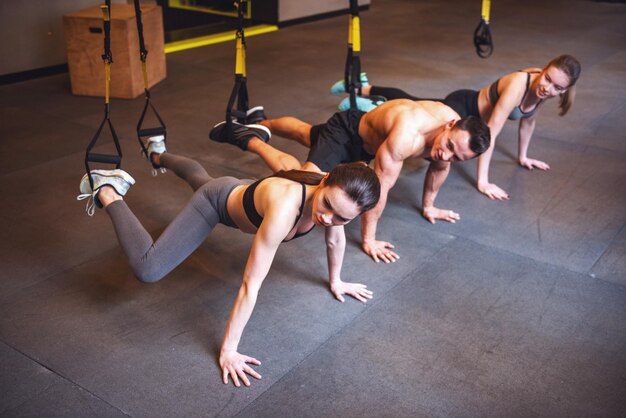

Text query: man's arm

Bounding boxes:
[422,160,460,224]
[361,140,403,263]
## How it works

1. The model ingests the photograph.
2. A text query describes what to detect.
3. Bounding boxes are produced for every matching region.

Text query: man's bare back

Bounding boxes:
[358,99,461,159]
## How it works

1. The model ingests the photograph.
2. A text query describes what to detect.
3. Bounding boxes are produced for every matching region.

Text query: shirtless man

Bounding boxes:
[210,99,490,263]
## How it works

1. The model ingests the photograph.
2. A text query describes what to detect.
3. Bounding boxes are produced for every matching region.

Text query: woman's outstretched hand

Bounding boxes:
[519,157,551,171]
[220,350,262,387]
[478,181,510,200]
[423,206,460,224]
[330,279,373,303]
[362,239,400,264]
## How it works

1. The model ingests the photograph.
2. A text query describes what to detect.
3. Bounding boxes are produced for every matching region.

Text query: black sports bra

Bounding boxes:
[488,71,543,120]
[243,177,315,242]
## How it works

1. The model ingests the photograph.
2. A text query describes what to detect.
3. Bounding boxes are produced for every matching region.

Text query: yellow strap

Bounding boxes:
[351,15,361,53]
[235,35,246,76]
[141,61,149,89]
[241,47,246,77]
[104,62,111,104]
[481,0,491,24]
[101,4,110,21]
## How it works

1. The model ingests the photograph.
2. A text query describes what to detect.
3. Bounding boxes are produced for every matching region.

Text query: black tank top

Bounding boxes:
[242,177,315,242]
[488,71,543,120]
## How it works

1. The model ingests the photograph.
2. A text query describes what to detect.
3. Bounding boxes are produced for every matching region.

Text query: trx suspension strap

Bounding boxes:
[344,0,362,109]
[473,0,493,58]
[225,0,249,139]
[134,0,166,159]
[84,0,123,191]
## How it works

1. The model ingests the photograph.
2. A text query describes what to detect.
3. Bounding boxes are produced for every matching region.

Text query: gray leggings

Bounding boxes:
[105,153,252,283]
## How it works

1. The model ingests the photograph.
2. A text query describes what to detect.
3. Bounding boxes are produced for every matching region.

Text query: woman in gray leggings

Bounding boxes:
[77,131,380,388]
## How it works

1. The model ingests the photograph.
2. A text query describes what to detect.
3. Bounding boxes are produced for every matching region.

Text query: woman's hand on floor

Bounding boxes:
[423,206,460,224]
[362,239,400,264]
[330,279,373,303]
[519,157,550,171]
[478,182,510,200]
[220,350,262,387]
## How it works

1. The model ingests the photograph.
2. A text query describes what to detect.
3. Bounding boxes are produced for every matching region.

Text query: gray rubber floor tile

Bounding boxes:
[590,225,626,286]
[0,149,200,297]
[0,75,75,116]
[2,381,128,418]
[241,238,626,418]
[0,104,96,175]
[416,133,626,275]
[1,341,59,414]
[0,212,451,417]
[0,342,126,417]
[0,242,255,417]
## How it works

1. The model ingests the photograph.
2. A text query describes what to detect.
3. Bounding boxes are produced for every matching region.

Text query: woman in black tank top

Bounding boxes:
[344,55,581,200]
[87,149,380,388]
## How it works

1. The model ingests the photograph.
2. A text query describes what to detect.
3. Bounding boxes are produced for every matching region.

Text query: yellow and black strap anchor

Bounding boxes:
[85,1,123,192]
[473,0,493,58]
[225,0,250,141]
[134,0,166,159]
[344,0,363,109]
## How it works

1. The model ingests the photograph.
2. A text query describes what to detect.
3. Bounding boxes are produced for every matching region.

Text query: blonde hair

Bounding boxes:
[545,55,581,116]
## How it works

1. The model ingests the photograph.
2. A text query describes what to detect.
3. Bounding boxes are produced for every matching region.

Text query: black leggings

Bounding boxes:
[105,153,252,283]
[370,86,422,101]
[370,86,481,118]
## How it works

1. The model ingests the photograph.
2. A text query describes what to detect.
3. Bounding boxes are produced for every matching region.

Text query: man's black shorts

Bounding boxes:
[307,109,375,172]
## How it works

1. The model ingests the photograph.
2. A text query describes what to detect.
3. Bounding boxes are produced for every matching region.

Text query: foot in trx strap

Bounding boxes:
[141,135,167,176]
[77,169,135,216]
[339,95,386,112]
[209,121,271,151]
[246,106,267,124]
[330,72,369,95]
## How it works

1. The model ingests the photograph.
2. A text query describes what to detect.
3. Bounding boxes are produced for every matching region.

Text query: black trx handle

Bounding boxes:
[225,0,249,139]
[85,0,123,191]
[473,19,493,58]
[344,0,363,109]
[134,0,166,158]
[474,0,493,58]
[136,91,167,158]
[85,118,122,179]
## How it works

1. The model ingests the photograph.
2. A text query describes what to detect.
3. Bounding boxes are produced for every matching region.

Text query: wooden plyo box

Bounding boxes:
[63,4,166,99]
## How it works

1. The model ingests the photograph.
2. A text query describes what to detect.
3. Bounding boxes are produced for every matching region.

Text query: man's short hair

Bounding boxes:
[453,116,491,155]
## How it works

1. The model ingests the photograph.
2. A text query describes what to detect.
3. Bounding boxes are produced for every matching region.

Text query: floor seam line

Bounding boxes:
[453,233,626,290]
[233,236,459,416]
[0,340,133,417]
